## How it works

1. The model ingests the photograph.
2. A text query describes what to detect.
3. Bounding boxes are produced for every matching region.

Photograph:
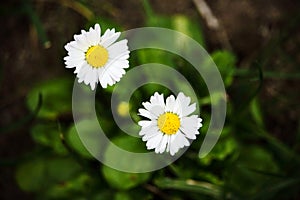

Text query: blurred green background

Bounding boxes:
[1,0,300,199]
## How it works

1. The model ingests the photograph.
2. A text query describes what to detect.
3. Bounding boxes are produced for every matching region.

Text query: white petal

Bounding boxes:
[165,95,176,112]
[74,61,86,74]
[91,24,101,45]
[99,68,114,88]
[157,134,168,153]
[169,134,177,156]
[173,99,182,116]
[182,103,196,117]
[83,67,94,85]
[150,92,165,108]
[138,120,152,127]
[105,59,129,72]
[169,132,190,156]
[67,40,87,52]
[101,31,121,48]
[177,92,191,106]
[166,135,171,152]
[142,102,152,110]
[175,92,197,116]
[107,39,129,59]
[106,67,120,82]
[197,118,203,129]
[146,133,163,150]
[138,108,151,119]
[139,123,157,136]
[77,64,90,81]
[74,33,90,50]
[90,68,98,90]
[101,28,115,41]
[149,105,164,118]
[118,53,130,60]
[177,131,190,147]
[180,115,200,139]
[82,29,93,45]
[142,129,160,141]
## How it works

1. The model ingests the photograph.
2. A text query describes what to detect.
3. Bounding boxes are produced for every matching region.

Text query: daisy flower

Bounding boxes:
[64,24,130,90]
[138,92,202,156]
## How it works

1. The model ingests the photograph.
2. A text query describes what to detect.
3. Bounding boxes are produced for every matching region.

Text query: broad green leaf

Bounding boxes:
[137,49,174,67]
[211,50,236,87]
[114,192,132,200]
[238,145,279,172]
[66,120,103,159]
[30,123,67,155]
[15,159,46,191]
[172,14,205,47]
[102,136,151,190]
[155,178,221,199]
[43,173,93,200]
[91,190,114,200]
[102,166,150,190]
[103,135,153,171]
[225,145,280,196]
[26,78,73,119]
[200,133,238,165]
[146,15,173,28]
[46,157,81,182]
[15,157,81,192]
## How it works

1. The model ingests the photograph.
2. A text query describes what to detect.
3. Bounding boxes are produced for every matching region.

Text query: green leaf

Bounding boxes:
[15,159,46,191]
[102,166,150,190]
[211,50,236,87]
[250,178,300,200]
[30,123,67,155]
[146,15,173,28]
[225,145,280,196]
[46,157,82,182]
[15,157,81,192]
[250,98,264,126]
[172,14,205,47]
[137,49,174,67]
[154,178,222,199]
[66,120,103,159]
[200,133,238,165]
[26,78,73,119]
[101,136,151,190]
[103,135,154,171]
[43,173,93,199]
[114,192,132,200]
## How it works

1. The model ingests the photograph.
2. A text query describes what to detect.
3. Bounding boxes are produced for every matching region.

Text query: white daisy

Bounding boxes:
[138,92,202,156]
[64,24,130,90]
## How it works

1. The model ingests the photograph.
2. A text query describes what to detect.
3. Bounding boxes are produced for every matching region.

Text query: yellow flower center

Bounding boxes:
[85,45,109,68]
[157,112,181,135]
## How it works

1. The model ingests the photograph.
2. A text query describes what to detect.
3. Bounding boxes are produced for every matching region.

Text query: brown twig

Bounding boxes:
[143,183,170,200]
[193,0,232,50]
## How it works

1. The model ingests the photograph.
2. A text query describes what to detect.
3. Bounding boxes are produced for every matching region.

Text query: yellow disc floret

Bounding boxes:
[157,112,181,135]
[85,45,109,68]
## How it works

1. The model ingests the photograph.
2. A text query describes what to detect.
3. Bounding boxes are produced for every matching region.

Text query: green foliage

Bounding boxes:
[154,178,222,199]
[102,166,150,190]
[31,123,67,155]
[101,136,151,190]
[210,50,236,87]
[66,120,103,159]
[26,78,73,120]
[11,1,300,200]
[200,132,238,165]
[16,157,81,193]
